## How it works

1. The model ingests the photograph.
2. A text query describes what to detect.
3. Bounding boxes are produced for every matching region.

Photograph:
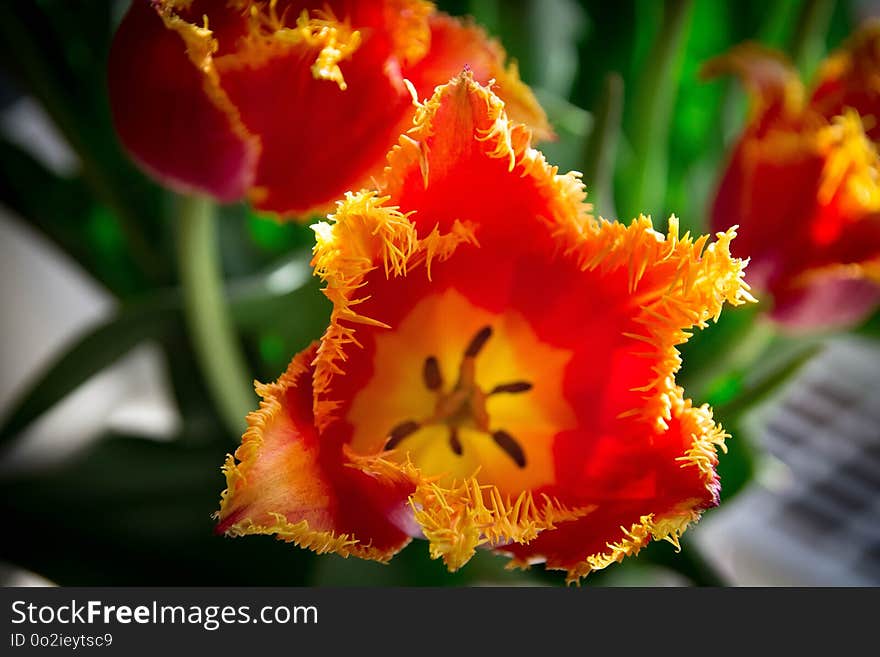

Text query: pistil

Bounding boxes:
[385,325,532,467]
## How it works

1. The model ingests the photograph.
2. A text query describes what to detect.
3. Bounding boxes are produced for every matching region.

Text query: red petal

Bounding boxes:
[710,133,825,292]
[770,272,880,330]
[307,74,750,577]
[382,71,561,247]
[708,42,880,329]
[405,14,553,141]
[810,20,880,141]
[215,32,413,218]
[108,0,258,201]
[503,401,721,580]
[216,344,415,561]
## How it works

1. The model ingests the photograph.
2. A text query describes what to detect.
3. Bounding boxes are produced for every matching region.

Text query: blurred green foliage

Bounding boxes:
[0,0,877,587]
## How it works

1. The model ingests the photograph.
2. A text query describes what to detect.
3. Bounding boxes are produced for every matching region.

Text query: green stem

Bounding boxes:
[758,0,802,49]
[582,72,624,219]
[627,0,694,218]
[177,195,255,437]
[790,0,834,79]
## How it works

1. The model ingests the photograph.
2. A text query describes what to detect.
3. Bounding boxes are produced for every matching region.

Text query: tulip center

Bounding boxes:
[385,326,531,467]
[345,289,576,490]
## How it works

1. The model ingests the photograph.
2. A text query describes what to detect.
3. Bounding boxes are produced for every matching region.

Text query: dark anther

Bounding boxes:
[464,325,493,358]
[449,427,463,455]
[423,356,443,391]
[490,381,533,395]
[492,430,526,468]
[386,420,421,450]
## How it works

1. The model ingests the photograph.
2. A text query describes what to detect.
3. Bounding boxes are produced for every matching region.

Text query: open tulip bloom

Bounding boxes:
[705,23,880,331]
[108,0,550,219]
[214,72,753,582]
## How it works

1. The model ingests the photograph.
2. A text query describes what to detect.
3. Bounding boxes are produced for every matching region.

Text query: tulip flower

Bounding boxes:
[705,28,880,330]
[108,0,550,219]
[215,72,752,582]
[811,20,880,141]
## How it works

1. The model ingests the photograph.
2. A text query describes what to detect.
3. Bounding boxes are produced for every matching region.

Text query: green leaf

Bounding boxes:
[582,72,624,218]
[0,250,323,445]
[712,341,824,421]
[533,88,592,172]
[854,309,880,340]
[0,137,144,296]
[790,0,834,79]
[0,292,180,444]
[0,1,167,284]
[621,0,694,220]
[520,0,586,98]
[757,0,802,49]
[226,249,326,333]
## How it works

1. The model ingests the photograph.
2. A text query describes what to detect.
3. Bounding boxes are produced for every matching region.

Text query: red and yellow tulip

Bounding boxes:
[215,72,752,582]
[705,24,880,330]
[108,0,550,219]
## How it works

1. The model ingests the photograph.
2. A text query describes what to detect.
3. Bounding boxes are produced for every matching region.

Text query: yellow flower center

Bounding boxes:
[385,324,532,467]
[346,289,576,491]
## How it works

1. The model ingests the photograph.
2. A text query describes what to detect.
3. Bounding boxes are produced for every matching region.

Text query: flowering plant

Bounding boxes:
[1,0,878,587]
[705,25,880,330]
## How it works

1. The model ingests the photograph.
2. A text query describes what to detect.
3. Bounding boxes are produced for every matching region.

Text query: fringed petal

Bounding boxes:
[405,14,553,142]
[110,0,551,219]
[310,191,478,422]
[708,62,880,329]
[561,215,753,428]
[210,1,415,218]
[383,0,434,65]
[504,509,702,585]
[811,19,880,140]
[286,73,750,579]
[381,70,586,244]
[215,344,415,561]
[705,33,880,330]
[411,478,592,572]
[208,0,551,218]
[107,0,259,200]
[502,396,725,584]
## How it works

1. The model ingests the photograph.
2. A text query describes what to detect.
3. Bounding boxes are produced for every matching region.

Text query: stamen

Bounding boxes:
[386,420,420,450]
[464,325,493,358]
[490,381,533,395]
[449,427,463,455]
[423,356,443,390]
[492,430,527,468]
[386,322,536,470]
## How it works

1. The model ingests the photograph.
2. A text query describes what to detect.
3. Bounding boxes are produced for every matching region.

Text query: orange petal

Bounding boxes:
[405,13,553,142]
[215,344,416,561]
[502,398,727,583]
[303,73,751,580]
